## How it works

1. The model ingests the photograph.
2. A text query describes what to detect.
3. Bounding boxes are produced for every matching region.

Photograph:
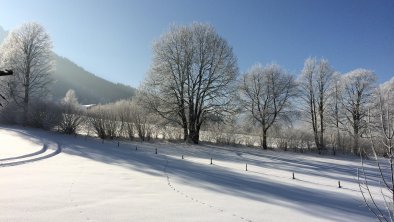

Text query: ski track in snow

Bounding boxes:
[0,143,62,167]
[0,145,47,162]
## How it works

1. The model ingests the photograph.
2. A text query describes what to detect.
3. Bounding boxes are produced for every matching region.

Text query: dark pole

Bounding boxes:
[0,70,13,107]
[0,70,13,76]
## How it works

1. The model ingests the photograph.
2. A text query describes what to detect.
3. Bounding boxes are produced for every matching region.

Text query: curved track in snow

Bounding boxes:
[0,143,61,167]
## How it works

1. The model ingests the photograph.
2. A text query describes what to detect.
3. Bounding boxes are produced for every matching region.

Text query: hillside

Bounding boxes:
[51,54,136,104]
[0,26,136,104]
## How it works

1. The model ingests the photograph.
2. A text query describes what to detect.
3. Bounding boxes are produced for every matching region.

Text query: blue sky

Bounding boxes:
[0,0,393,87]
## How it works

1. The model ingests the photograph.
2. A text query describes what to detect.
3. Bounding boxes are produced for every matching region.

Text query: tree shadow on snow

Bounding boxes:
[0,126,376,222]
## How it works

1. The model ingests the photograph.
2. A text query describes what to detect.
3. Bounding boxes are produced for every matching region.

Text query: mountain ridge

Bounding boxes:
[51,54,136,104]
[0,25,136,104]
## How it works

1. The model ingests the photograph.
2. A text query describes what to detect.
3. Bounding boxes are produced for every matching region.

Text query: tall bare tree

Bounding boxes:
[240,64,297,149]
[140,23,238,144]
[0,22,53,123]
[359,77,394,221]
[299,58,334,154]
[342,69,376,154]
[327,72,344,154]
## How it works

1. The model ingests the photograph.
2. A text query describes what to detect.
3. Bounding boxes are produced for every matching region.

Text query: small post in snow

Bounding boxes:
[182,155,184,160]
[117,141,120,147]
[292,172,295,179]
[338,181,341,188]
[246,163,248,171]
[210,157,213,165]
[155,148,157,154]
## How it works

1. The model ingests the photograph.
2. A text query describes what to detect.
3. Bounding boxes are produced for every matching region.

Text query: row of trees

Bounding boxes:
[138,22,388,157]
[298,59,377,155]
[0,22,392,157]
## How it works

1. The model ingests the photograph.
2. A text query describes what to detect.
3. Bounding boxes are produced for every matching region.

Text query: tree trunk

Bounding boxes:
[313,131,321,154]
[187,121,201,144]
[181,103,188,141]
[319,131,324,154]
[335,129,340,155]
[188,125,195,143]
[183,123,188,141]
[319,81,325,152]
[319,114,325,150]
[352,121,360,155]
[23,71,30,125]
[194,124,201,144]
[188,128,199,144]
[262,129,268,150]
[192,130,199,144]
[353,134,359,155]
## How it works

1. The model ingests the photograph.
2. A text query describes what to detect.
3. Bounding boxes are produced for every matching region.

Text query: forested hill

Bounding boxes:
[51,54,136,104]
[0,25,136,104]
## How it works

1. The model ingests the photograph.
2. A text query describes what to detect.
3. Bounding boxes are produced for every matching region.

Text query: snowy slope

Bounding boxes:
[0,126,380,221]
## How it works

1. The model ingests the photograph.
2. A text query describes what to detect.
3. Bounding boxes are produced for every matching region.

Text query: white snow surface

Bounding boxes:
[0,126,383,221]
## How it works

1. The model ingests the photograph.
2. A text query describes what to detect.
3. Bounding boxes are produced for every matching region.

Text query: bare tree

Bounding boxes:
[140,23,238,144]
[327,72,344,155]
[87,104,119,140]
[359,77,394,221]
[240,64,297,149]
[342,69,376,154]
[59,89,84,134]
[299,58,334,154]
[0,22,53,123]
[119,101,137,141]
[87,106,107,139]
[130,103,153,141]
[112,100,132,139]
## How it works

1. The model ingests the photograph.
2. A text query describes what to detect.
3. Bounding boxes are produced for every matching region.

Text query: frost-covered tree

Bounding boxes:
[240,64,297,149]
[326,72,345,154]
[359,76,394,221]
[140,23,238,144]
[63,89,79,106]
[0,22,53,123]
[342,69,376,154]
[59,89,83,134]
[299,58,334,154]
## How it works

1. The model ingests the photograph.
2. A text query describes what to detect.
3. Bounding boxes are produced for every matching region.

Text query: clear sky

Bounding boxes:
[0,0,393,87]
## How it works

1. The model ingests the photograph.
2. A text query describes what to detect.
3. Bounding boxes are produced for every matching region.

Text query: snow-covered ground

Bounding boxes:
[0,126,383,221]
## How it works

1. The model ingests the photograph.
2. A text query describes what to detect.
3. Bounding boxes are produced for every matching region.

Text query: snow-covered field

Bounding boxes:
[0,126,382,221]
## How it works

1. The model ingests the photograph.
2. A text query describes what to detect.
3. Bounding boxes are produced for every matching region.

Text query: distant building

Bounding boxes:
[80,104,97,110]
